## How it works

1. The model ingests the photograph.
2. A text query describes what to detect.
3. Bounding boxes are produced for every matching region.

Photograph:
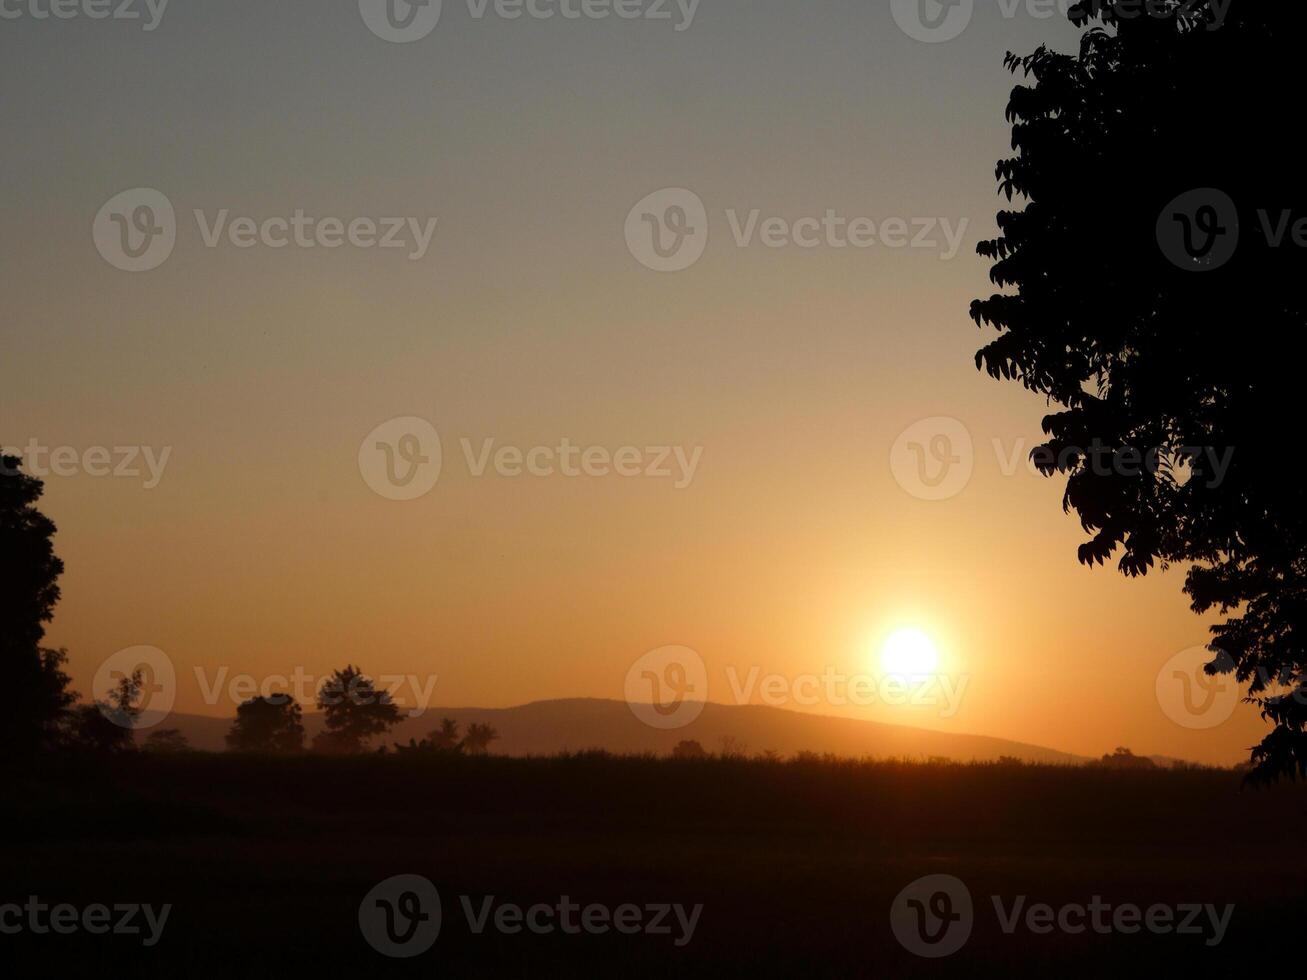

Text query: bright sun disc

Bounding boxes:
[880,628,939,677]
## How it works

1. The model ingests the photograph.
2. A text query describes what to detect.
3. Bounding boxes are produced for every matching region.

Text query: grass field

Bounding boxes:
[4,753,1305,977]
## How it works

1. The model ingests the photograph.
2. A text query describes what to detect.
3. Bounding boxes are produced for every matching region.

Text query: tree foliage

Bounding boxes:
[460,722,499,756]
[72,669,142,753]
[971,1,1307,779]
[430,717,461,751]
[227,695,305,753]
[1,453,75,752]
[314,665,402,754]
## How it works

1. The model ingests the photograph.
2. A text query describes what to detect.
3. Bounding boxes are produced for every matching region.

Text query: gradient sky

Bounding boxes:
[1,1,1265,763]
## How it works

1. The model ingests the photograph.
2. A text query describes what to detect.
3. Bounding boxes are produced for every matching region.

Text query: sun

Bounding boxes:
[879,627,940,677]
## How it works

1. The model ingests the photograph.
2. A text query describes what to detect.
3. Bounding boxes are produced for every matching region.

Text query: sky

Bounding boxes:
[1,0,1267,764]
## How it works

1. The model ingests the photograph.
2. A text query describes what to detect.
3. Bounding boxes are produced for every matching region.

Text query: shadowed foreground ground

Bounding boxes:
[3,754,1305,977]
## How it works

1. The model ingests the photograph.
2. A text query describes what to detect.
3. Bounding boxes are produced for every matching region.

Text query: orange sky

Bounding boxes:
[2,3,1268,764]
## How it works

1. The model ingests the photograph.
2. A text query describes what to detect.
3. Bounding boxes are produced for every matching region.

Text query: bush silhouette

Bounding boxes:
[392,717,468,755]
[144,728,192,753]
[1097,747,1158,770]
[672,739,707,760]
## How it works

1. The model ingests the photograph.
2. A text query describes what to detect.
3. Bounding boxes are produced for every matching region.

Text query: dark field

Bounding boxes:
[3,754,1305,977]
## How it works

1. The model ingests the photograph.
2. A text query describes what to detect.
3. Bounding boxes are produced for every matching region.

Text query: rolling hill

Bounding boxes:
[142,698,1092,763]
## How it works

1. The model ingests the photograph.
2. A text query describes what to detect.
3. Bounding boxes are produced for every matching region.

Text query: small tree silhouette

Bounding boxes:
[72,669,142,753]
[227,695,305,753]
[460,722,499,756]
[430,717,462,751]
[313,665,402,754]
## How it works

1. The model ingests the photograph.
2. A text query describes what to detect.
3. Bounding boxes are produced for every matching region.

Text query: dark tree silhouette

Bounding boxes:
[27,647,77,751]
[1,453,76,752]
[430,717,462,751]
[971,1,1307,780]
[313,665,402,754]
[460,722,499,756]
[72,670,142,753]
[227,695,305,753]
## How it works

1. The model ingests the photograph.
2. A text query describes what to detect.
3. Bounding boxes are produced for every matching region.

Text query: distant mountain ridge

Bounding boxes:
[140,697,1094,763]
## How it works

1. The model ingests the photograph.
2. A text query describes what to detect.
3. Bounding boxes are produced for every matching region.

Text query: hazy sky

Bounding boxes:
[1,1,1264,763]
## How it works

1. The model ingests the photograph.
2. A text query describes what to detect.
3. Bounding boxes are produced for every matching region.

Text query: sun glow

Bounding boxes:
[879,627,940,677]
